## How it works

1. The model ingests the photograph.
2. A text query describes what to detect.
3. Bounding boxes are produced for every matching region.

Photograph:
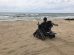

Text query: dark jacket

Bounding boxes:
[39,21,53,32]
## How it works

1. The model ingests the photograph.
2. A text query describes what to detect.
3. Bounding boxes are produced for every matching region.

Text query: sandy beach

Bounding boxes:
[0,19,74,55]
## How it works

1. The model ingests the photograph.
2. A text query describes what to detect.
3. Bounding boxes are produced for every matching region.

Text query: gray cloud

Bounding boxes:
[0,0,74,13]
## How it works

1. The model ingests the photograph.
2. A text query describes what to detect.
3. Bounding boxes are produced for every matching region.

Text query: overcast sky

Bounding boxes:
[0,0,74,13]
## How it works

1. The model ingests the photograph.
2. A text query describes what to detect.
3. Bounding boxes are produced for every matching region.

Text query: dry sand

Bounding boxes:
[0,20,74,55]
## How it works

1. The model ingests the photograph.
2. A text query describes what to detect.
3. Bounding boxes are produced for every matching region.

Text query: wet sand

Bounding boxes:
[0,19,74,55]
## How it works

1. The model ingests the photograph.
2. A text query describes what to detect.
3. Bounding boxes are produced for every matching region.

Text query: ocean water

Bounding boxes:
[0,13,74,21]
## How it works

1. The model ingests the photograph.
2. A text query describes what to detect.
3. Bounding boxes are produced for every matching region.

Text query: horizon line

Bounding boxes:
[0,12,74,13]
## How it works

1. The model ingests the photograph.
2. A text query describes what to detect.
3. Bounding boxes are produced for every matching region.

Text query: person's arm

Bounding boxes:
[52,23,58,26]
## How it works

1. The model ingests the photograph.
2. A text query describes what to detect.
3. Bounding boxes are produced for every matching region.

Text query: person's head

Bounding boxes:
[43,17,47,22]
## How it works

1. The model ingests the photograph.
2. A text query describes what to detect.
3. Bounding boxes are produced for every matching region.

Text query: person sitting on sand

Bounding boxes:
[46,21,58,32]
[33,17,58,36]
[39,17,58,33]
[33,17,47,36]
[38,17,48,33]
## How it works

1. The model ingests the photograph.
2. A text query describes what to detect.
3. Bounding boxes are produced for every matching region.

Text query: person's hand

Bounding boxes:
[37,22,39,25]
[54,24,58,26]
